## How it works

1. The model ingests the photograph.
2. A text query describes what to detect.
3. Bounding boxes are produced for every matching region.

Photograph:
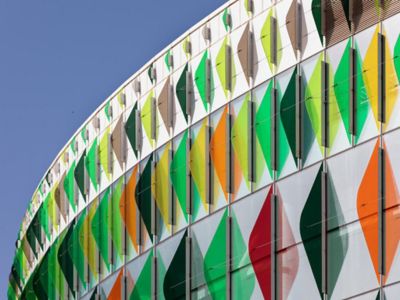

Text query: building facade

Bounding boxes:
[8,0,400,299]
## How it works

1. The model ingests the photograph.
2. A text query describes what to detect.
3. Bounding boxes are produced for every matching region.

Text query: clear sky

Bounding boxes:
[0,0,226,295]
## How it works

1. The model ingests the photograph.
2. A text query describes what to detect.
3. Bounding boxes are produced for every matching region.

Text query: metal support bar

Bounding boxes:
[151,97,157,140]
[270,16,277,66]
[321,171,328,295]
[151,158,157,236]
[350,47,356,136]
[295,2,302,51]
[186,71,193,118]
[321,61,329,148]
[271,88,277,172]
[271,194,277,300]
[205,126,212,205]
[122,274,127,300]
[226,216,232,300]
[152,256,157,300]
[186,134,192,215]
[226,113,233,194]
[248,99,255,182]
[137,164,143,247]
[226,44,232,92]
[168,149,175,225]
[206,58,212,105]
[185,236,192,300]
[296,73,302,160]
[378,33,386,123]
[321,0,326,37]
[122,120,127,164]
[378,147,385,275]
[248,30,254,79]
[135,109,142,152]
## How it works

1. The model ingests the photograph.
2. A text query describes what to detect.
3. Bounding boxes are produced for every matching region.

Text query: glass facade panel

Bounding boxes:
[210,106,230,211]
[190,119,209,221]
[276,67,298,178]
[230,93,252,201]
[191,210,225,299]
[170,131,189,232]
[253,80,273,190]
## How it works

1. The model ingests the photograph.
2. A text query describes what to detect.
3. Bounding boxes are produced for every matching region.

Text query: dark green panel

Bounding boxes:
[74,150,87,200]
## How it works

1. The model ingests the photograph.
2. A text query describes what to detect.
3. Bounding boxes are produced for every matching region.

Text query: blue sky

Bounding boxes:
[0,0,226,294]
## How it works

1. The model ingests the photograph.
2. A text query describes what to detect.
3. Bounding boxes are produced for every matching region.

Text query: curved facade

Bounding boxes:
[8,0,400,299]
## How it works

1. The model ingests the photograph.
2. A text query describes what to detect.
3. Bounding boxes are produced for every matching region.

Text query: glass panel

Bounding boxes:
[136,156,154,252]
[231,93,252,201]
[157,231,187,300]
[354,25,380,144]
[154,143,172,241]
[192,51,210,123]
[327,138,378,228]
[384,284,400,300]
[383,129,400,286]
[327,38,352,156]
[277,243,319,299]
[383,14,400,132]
[124,166,140,262]
[276,66,298,178]
[300,53,324,167]
[231,186,272,299]
[110,177,125,272]
[276,163,323,297]
[328,222,379,299]
[253,80,273,190]
[86,198,99,290]
[191,209,226,299]
[210,106,230,212]
[170,131,189,232]
[94,189,111,280]
[190,119,209,221]
[126,250,153,299]
[98,269,123,299]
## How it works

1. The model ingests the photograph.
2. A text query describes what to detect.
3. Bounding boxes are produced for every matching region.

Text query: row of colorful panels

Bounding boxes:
[26,5,400,237]
[10,126,400,299]
[21,0,396,234]
[12,17,400,295]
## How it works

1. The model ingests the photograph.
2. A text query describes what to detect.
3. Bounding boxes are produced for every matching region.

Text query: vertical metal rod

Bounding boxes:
[271,88,277,172]
[270,16,277,66]
[186,71,193,118]
[206,59,212,106]
[271,194,277,300]
[226,113,233,194]
[349,47,356,137]
[205,126,212,205]
[151,157,157,236]
[378,33,386,123]
[321,61,329,148]
[185,236,192,300]
[168,149,175,225]
[295,73,302,160]
[248,30,254,80]
[248,99,255,183]
[321,171,328,295]
[152,255,157,300]
[226,45,232,92]
[151,97,157,140]
[378,147,385,276]
[186,133,192,215]
[226,216,232,300]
